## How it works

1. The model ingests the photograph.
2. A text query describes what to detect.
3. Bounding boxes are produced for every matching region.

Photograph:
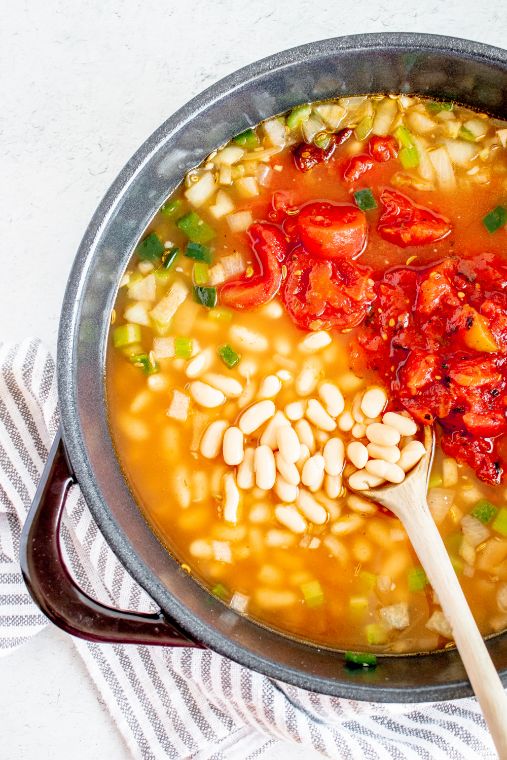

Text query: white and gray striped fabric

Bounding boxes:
[0,338,499,759]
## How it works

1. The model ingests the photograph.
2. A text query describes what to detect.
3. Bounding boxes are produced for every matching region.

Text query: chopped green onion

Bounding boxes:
[408,566,428,592]
[313,131,332,149]
[483,206,507,234]
[136,232,165,262]
[112,323,142,348]
[286,104,312,129]
[194,286,217,308]
[394,125,419,169]
[160,198,183,218]
[345,651,378,668]
[426,101,454,113]
[300,580,324,608]
[355,114,374,141]
[177,212,215,244]
[161,246,179,269]
[185,242,213,263]
[211,583,229,601]
[208,306,233,323]
[365,623,388,646]
[174,337,193,359]
[492,507,507,537]
[233,128,259,150]
[193,262,209,286]
[428,471,443,489]
[218,344,240,368]
[471,499,498,524]
[130,352,159,375]
[394,125,415,149]
[354,188,377,211]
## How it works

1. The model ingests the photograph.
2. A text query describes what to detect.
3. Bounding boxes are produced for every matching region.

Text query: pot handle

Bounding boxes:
[20,429,202,647]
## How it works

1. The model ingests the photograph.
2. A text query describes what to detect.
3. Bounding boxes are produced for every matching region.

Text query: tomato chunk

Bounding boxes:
[219,223,285,310]
[368,135,398,163]
[377,188,452,247]
[343,154,375,183]
[296,201,368,260]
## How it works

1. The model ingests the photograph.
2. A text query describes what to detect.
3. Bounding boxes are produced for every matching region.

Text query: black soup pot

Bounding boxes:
[20,33,507,702]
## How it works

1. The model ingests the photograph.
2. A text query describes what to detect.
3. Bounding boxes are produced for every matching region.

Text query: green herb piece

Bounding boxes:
[354,188,377,211]
[426,101,454,113]
[194,286,217,308]
[112,323,142,348]
[218,344,241,368]
[492,507,507,537]
[129,352,159,375]
[301,580,324,608]
[345,651,378,669]
[177,212,215,244]
[160,198,183,218]
[313,131,332,149]
[161,246,179,269]
[212,583,229,601]
[471,499,498,525]
[286,104,312,130]
[208,306,233,323]
[185,242,213,263]
[193,262,209,286]
[136,232,165,262]
[408,566,428,592]
[233,128,259,150]
[174,337,193,359]
[355,114,374,141]
[365,623,388,646]
[483,206,507,234]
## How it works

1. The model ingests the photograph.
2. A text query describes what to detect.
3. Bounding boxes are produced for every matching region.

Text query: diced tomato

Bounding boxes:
[219,223,285,310]
[377,188,452,247]
[462,412,507,437]
[292,129,353,174]
[417,263,460,314]
[296,201,368,260]
[368,135,398,163]
[282,250,375,331]
[343,154,375,183]
[448,357,502,388]
[400,351,439,395]
[441,430,503,486]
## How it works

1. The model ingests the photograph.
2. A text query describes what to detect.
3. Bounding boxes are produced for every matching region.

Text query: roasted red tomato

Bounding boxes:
[296,201,368,260]
[220,223,285,310]
[368,135,398,163]
[343,154,375,183]
[282,250,375,331]
[377,188,452,247]
[292,128,353,173]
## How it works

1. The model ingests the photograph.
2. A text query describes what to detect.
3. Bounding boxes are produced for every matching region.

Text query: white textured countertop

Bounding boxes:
[1,2,506,758]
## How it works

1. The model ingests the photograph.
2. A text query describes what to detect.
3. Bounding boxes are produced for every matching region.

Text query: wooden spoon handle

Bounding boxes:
[401,502,507,758]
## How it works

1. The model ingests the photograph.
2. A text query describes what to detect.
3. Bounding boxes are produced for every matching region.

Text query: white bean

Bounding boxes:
[347,441,369,470]
[398,440,426,472]
[383,411,418,437]
[295,358,321,396]
[301,454,325,492]
[200,420,228,458]
[294,419,316,453]
[275,452,301,485]
[229,324,268,352]
[351,423,366,439]
[274,476,299,503]
[318,382,345,417]
[338,410,354,432]
[260,410,290,448]
[305,399,337,432]
[185,348,213,379]
[276,369,293,384]
[323,438,345,476]
[223,426,244,466]
[284,400,306,421]
[204,373,243,398]
[189,381,226,408]
[366,422,401,447]
[275,505,307,534]
[367,442,401,464]
[223,472,241,524]
[239,400,276,435]
[361,386,388,419]
[352,394,365,424]
[296,444,311,470]
[238,358,258,379]
[276,425,301,464]
[348,469,385,491]
[325,473,342,499]
[237,446,255,489]
[297,490,328,525]
[365,459,405,483]
[348,494,377,515]
[298,331,332,354]
[254,445,276,490]
[258,374,282,399]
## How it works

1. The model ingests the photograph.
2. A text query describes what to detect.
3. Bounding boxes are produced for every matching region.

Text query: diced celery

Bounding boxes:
[428,471,443,489]
[193,262,209,286]
[174,337,193,359]
[408,567,428,592]
[483,206,507,234]
[194,286,217,308]
[355,114,374,141]
[394,125,415,148]
[211,583,229,600]
[185,242,213,263]
[112,323,142,348]
[176,212,215,244]
[286,104,312,130]
[345,651,378,668]
[160,198,183,217]
[458,126,476,142]
[208,306,233,323]
[426,101,454,113]
[233,129,259,150]
[354,188,377,211]
[399,145,419,168]
[218,344,241,368]
[358,570,376,591]
[365,623,388,646]
[161,246,179,269]
[471,499,498,525]
[492,507,507,537]
[136,232,165,262]
[301,580,324,608]
[130,352,159,375]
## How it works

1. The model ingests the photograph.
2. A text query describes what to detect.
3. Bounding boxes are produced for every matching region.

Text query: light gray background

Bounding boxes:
[1,1,506,758]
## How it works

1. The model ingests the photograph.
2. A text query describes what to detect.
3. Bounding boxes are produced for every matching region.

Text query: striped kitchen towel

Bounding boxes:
[0,338,498,759]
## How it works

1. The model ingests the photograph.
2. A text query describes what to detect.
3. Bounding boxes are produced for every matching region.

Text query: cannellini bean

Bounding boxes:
[331,514,364,535]
[204,373,243,398]
[238,358,258,379]
[298,331,332,354]
[274,476,299,503]
[223,472,240,524]
[258,374,282,399]
[296,443,311,470]
[200,420,228,459]
[361,386,388,419]
[295,419,316,453]
[147,374,168,392]
[261,300,284,319]
[347,441,369,470]
[352,394,365,423]
[249,502,271,523]
[367,442,401,464]
[323,438,345,476]
[254,445,276,490]
[325,474,343,499]
[305,399,337,432]
[260,410,290,448]
[348,493,377,515]
[352,537,372,563]
[229,324,268,352]
[318,382,345,417]
[189,539,213,559]
[295,358,321,396]
[276,369,293,384]
[301,454,325,492]
[189,381,226,408]
[185,348,213,378]
[274,505,307,534]
[223,426,244,466]
[237,446,255,489]
[297,490,328,525]
[338,410,354,432]
[348,469,385,491]
[276,425,301,464]
[383,411,418,437]
[365,459,405,483]
[398,440,426,472]
[275,452,301,485]
[171,467,191,508]
[351,423,366,439]
[366,422,401,446]
[285,400,306,421]
[239,400,276,435]
[237,380,257,409]
[191,471,209,503]
[255,588,299,608]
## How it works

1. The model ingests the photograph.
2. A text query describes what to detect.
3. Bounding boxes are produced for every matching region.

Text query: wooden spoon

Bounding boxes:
[351,425,507,758]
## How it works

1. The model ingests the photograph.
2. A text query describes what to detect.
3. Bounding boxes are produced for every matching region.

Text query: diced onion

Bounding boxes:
[411,135,435,182]
[230,592,249,612]
[301,112,325,143]
[314,103,346,129]
[263,118,286,147]
[461,514,490,547]
[214,145,245,165]
[128,273,156,302]
[212,540,232,563]
[167,390,190,422]
[428,146,456,191]
[463,118,488,141]
[208,252,246,285]
[497,129,507,148]
[427,487,455,524]
[209,190,235,219]
[184,172,217,207]
[235,176,259,198]
[444,139,478,166]
[124,301,150,326]
[150,280,188,325]
[226,210,253,233]
[407,109,437,135]
[371,98,397,136]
